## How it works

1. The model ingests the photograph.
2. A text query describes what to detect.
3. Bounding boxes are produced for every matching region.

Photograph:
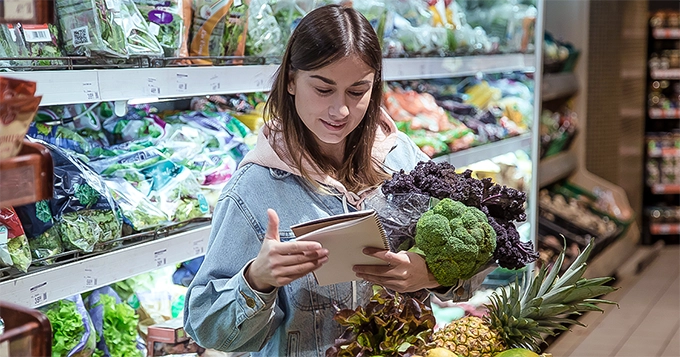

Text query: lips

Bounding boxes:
[320,119,347,131]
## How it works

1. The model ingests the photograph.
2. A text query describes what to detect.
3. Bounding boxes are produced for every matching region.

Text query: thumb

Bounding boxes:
[265,209,280,241]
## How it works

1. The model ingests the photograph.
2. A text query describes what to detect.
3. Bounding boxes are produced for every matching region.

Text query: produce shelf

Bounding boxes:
[652,28,680,39]
[649,108,680,119]
[382,54,536,81]
[0,224,211,308]
[541,72,579,101]
[650,223,680,235]
[650,69,680,80]
[2,55,536,106]
[538,150,578,188]
[651,184,680,195]
[648,147,679,158]
[431,133,532,168]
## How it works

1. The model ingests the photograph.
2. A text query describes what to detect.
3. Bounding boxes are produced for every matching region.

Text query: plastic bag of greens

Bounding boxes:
[104,178,170,232]
[0,207,32,272]
[85,286,145,357]
[14,201,64,265]
[245,0,284,57]
[119,0,164,57]
[42,142,123,253]
[133,0,185,56]
[43,295,97,357]
[19,24,65,66]
[0,24,31,68]
[190,0,248,63]
[56,0,129,58]
[101,111,168,145]
[146,165,209,222]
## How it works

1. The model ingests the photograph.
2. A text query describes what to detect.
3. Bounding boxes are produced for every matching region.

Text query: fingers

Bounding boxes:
[271,256,329,286]
[265,209,280,241]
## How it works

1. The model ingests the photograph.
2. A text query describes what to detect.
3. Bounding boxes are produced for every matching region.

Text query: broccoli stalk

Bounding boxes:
[413,198,496,287]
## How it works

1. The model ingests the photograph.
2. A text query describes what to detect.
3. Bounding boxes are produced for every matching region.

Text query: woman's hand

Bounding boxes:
[245,209,329,293]
[353,247,440,293]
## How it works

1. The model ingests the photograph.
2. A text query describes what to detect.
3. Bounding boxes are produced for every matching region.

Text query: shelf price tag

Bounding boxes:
[210,75,222,91]
[84,268,98,288]
[82,81,100,101]
[145,77,161,96]
[192,239,205,256]
[29,282,48,307]
[4,0,34,20]
[176,73,189,92]
[154,249,167,267]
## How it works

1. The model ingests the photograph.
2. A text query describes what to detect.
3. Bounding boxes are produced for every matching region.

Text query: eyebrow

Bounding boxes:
[309,75,372,87]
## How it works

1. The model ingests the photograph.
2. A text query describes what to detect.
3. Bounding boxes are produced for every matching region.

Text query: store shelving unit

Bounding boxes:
[0,225,210,307]
[0,49,542,307]
[432,133,532,168]
[2,54,536,107]
[644,8,680,245]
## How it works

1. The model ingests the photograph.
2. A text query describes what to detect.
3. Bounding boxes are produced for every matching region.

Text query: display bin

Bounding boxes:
[0,301,51,356]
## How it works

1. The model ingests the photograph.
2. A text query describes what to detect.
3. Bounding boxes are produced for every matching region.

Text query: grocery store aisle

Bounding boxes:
[546,245,680,357]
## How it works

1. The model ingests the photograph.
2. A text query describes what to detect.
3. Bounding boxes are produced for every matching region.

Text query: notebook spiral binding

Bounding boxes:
[372,214,389,250]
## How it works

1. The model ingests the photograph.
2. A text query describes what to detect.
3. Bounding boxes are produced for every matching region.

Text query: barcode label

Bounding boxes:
[176,73,188,92]
[82,82,100,101]
[146,77,161,95]
[154,249,167,267]
[72,26,91,47]
[29,282,48,307]
[193,239,205,255]
[24,28,50,43]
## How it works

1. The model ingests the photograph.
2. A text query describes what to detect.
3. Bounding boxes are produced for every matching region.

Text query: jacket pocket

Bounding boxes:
[287,331,300,357]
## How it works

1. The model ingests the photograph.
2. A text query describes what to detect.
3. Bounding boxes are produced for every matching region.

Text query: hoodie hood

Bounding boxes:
[239,108,399,208]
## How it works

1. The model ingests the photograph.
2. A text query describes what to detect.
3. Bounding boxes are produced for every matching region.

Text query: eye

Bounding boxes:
[348,90,367,97]
[315,88,332,95]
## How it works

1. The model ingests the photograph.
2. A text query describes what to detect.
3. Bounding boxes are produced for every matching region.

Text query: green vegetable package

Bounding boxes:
[85,286,145,357]
[43,295,97,357]
[40,141,123,253]
[0,207,32,273]
[133,0,185,56]
[190,0,249,63]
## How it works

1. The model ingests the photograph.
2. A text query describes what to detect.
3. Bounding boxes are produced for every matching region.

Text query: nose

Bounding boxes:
[329,94,350,119]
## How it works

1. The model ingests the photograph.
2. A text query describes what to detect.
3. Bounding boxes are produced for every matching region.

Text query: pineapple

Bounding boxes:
[431,239,617,356]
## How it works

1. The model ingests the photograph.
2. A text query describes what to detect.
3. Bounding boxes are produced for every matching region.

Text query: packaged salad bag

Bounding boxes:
[133,0,186,57]
[0,207,32,272]
[42,295,97,357]
[190,0,249,63]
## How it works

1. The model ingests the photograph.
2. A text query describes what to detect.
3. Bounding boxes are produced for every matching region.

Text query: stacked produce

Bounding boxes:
[0,96,260,273]
[328,239,617,357]
[0,0,538,69]
[384,76,533,158]
[376,160,538,272]
[538,181,633,271]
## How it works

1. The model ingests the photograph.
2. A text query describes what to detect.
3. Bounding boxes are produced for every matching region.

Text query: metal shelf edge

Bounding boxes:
[0,225,211,308]
[431,133,532,168]
[538,150,578,188]
[2,55,536,106]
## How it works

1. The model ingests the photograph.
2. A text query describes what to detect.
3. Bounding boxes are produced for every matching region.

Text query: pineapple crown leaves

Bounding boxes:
[486,237,619,352]
[327,285,435,357]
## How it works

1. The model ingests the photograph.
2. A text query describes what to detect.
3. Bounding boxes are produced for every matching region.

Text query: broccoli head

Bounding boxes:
[414,198,496,286]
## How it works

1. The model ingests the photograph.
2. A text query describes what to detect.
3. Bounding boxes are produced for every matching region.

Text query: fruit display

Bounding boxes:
[384,76,534,158]
[328,239,616,356]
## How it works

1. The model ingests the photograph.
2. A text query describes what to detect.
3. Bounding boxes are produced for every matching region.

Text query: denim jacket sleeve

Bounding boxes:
[183,192,283,352]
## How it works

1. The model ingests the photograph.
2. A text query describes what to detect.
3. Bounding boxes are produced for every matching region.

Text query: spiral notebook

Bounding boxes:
[291,209,389,286]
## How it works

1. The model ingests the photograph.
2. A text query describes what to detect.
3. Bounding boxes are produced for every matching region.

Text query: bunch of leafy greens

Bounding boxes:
[95,294,143,357]
[23,24,65,66]
[45,300,85,357]
[326,286,435,357]
[382,160,538,269]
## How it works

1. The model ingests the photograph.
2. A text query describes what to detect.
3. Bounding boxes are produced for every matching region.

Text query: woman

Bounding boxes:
[184,5,482,356]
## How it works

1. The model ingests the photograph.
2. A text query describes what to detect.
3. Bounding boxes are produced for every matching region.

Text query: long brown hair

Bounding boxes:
[264,4,390,193]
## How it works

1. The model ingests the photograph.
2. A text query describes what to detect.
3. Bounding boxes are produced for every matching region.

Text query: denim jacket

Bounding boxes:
[184,132,488,356]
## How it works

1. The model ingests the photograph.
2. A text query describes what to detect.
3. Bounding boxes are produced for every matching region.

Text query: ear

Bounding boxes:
[287,71,296,95]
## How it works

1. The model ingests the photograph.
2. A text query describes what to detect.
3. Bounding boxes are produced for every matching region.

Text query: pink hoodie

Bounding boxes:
[239,109,399,208]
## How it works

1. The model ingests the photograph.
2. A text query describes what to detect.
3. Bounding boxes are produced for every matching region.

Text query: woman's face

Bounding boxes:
[288,54,375,156]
